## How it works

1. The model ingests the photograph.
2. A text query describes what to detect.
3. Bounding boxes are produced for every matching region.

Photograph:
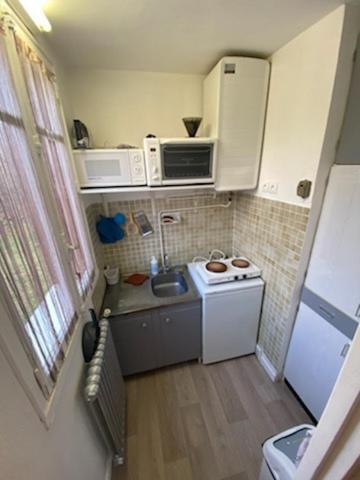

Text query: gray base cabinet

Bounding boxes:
[110,311,158,375]
[110,301,201,376]
[158,304,201,367]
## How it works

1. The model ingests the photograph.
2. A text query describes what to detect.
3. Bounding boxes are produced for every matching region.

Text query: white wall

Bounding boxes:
[65,68,204,148]
[0,322,109,480]
[256,6,345,206]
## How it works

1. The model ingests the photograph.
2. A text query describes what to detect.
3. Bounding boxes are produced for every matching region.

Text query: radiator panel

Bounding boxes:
[84,319,126,465]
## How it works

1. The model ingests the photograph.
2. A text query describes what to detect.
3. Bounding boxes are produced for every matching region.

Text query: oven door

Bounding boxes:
[160,143,214,184]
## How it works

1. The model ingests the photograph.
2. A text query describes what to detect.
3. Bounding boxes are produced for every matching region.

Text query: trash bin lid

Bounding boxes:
[263,424,315,480]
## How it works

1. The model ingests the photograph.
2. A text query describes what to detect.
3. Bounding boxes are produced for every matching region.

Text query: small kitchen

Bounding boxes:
[72,10,359,476]
[1,2,360,480]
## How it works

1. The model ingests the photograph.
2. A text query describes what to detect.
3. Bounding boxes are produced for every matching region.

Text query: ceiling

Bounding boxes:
[42,0,344,74]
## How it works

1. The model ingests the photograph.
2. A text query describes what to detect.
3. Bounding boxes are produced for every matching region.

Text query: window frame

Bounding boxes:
[0,8,99,426]
[0,290,86,428]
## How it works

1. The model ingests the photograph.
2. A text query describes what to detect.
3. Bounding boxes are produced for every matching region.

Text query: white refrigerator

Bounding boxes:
[284,165,360,421]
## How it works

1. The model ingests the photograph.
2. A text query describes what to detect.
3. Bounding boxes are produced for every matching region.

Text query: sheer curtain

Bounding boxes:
[15,34,94,298]
[0,26,76,397]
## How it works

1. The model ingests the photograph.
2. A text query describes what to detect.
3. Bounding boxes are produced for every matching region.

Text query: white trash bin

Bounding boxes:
[104,265,120,285]
[259,424,315,480]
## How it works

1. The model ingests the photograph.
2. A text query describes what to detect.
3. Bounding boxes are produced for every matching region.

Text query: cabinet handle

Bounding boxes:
[319,305,334,319]
[165,317,172,324]
[340,343,350,358]
[141,322,148,328]
[355,304,360,318]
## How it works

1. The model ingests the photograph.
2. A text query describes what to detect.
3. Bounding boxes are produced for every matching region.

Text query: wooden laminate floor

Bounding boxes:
[112,355,312,480]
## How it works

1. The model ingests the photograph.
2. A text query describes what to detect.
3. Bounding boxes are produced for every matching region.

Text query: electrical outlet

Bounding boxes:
[269,182,278,194]
[263,182,278,194]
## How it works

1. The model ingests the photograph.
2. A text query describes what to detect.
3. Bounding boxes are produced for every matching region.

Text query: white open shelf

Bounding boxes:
[79,184,215,194]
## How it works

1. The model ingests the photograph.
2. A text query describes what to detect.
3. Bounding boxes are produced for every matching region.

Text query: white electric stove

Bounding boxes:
[195,256,261,285]
[188,255,264,364]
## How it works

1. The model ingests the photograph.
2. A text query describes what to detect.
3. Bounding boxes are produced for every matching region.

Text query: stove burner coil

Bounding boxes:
[231,259,250,269]
[206,261,227,273]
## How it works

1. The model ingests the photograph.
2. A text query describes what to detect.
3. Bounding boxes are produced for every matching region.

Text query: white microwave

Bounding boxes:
[73,149,147,188]
[143,137,217,186]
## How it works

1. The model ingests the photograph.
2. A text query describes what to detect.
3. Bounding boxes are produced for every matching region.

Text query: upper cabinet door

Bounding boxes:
[336,36,360,165]
[203,57,269,191]
[305,165,360,320]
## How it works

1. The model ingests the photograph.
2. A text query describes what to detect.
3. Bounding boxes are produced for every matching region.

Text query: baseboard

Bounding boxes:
[255,344,280,382]
[105,454,113,480]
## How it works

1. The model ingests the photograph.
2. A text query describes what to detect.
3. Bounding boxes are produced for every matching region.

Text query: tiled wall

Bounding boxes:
[86,202,106,312]
[85,193,233,275]
[233,194,309,370]
[86,191,309,372]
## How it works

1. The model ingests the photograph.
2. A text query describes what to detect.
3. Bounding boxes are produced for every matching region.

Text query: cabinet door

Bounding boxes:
[305,165,360,319]
[110,312,158,376]
[204,57,269,191]
[158,302,201,367]
[336,35,360,165]
[284,303,350,420]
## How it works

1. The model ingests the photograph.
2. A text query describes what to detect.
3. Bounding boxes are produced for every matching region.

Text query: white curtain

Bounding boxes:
[15,33,94,299]
[0,26,76,397]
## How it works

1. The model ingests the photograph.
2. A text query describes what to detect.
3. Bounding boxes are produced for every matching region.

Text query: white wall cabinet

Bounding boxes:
[203,57,269,191]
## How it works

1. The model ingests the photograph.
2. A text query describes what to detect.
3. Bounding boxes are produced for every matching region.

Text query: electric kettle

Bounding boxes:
[73,119,89,149]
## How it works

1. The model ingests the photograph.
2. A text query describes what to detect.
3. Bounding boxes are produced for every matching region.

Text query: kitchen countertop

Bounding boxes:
[102,266,200,316]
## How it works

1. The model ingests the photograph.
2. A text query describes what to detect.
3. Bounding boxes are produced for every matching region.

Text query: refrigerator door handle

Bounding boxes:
[340,343,351,358]
[319,305,335,319]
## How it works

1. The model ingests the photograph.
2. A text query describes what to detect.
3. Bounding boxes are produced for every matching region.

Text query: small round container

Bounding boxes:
[104,266,120,285]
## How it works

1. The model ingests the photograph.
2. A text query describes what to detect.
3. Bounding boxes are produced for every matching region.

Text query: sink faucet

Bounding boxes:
[163,254,170,273]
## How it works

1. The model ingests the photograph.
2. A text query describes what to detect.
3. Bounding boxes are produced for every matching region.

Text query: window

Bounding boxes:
[0,27,78,397]
[0,20,94,399]
[15,33,94,298]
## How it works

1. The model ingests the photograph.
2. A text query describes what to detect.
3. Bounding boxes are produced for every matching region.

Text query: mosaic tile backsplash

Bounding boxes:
[86,193,234,275]
[86,192,309,372]
[233,194,310,371]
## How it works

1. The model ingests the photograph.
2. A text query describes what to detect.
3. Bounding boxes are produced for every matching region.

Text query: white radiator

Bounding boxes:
[84,318,126,465]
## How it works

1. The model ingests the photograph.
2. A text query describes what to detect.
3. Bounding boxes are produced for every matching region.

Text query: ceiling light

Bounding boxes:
[18,0,52,32]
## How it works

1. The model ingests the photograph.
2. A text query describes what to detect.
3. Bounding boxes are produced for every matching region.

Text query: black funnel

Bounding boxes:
[182,117,202,137]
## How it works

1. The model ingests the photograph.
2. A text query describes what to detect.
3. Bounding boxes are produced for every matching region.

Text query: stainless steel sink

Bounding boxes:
[151,271,188,297]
